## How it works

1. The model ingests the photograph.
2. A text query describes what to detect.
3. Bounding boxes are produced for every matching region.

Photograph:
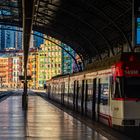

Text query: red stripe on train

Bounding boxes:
[113,98,140,101]
[99,113,112,127]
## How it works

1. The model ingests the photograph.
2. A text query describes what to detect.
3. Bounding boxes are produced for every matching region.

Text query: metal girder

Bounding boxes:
[22,0,34,70]
[33,23,89,60]
[37,35,81,71]
[0,0,133,63]
[36,2,111,59]
[34,11,101,59]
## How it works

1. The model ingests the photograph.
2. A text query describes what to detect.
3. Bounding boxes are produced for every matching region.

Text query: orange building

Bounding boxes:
[8,57,13,88]
[0,55,9,88]
[28,49,38,89]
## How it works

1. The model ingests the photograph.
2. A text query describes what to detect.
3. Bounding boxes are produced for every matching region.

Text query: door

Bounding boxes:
[92,78,96,120]
[96,78,101,121]
[73,80,76,110]
[81,80,85,115]
[61,83,65,105]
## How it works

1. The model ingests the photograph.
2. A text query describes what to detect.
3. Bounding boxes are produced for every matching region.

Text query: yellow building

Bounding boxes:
[37,36,62,88]
[44,36,62,80]
[38,44,47,88]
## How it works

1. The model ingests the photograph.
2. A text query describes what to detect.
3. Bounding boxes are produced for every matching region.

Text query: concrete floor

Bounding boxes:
[0,95,109,140]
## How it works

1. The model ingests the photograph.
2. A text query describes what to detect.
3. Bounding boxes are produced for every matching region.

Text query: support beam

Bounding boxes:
[22,0,34,109]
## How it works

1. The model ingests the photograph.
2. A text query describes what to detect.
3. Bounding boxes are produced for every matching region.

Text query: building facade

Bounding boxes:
[33,31,44,48]
[61,43,75,74]
[37,37,62,88]
[12,56,20,88]
[0,55,9,88]
[45,37,62,81]
[38,44,47,88]
[8,57,13,88]
[0,36,77,89]
[28,49,38,89]
[0,26,22,50]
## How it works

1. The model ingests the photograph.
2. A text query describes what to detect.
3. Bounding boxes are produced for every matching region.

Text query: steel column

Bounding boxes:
[22,0,35,109]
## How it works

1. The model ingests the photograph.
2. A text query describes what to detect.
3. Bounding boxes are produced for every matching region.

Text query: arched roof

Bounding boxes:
[0,0,132,62]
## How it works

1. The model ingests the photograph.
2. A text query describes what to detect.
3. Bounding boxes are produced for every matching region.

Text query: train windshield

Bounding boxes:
[124,77,140,98]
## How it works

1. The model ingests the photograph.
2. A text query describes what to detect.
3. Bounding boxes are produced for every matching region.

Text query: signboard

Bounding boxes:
[134,0,140,45]
[19,76,32,81]
[136,18,140,45]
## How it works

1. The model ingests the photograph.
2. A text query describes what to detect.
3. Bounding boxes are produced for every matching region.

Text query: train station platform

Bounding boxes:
[0,93,132,140]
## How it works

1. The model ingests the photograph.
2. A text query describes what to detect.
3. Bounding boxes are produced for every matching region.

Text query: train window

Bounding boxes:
[100,77,109,105]
[112,77,124,99]
[87,79,93,101]
[124,77,140,98]
[114,79,121,98]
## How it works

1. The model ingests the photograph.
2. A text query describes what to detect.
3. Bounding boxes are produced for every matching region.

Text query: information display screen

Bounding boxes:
[136,18,140,45]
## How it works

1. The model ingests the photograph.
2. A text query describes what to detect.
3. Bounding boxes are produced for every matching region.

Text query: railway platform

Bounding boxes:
[0,93,132,140]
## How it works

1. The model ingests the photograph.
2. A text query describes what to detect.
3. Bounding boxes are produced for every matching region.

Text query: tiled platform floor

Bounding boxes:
[0,95,108,140]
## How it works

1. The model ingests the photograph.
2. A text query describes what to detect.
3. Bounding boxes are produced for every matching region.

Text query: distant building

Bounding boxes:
[38,44,47,88]
[45,36,62,81]
[0,35,78,89]
[28,49,38,89]
[0,25,6,50]
[15,31,22,50]
[12,56,20,88]
[5,29,15,49]
[0,54,9,88]
[0,26,43,50]
[0,26,22,50]
[61,43,75,74]
[37,36,62,88]
[73,54,83,72]
[17,52,23,88]
[33,31,44,48]
[8,57,13,88]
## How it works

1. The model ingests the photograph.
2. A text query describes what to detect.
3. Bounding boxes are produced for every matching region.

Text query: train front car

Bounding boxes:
[111,52,140,131]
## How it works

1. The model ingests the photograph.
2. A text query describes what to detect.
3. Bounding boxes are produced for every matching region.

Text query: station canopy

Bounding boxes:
[0,0,132,62]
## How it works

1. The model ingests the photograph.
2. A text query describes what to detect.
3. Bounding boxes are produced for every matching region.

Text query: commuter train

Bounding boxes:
[46,52,140,130]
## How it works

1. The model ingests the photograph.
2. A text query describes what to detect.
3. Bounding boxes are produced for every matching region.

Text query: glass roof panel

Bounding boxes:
[0,0,19,16]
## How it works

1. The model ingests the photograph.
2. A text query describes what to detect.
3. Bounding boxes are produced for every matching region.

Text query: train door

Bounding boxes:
[81,80,85,115]
[51,85,54,99]
[61,82,65,105]
[47,83,51,99]
[96,78,101,121]
[73,80,76,111]
[68,79,73,109]
[67,76,70,106]
[96,77,111,126]
[92,78,96,120]
[75,81,79,112]
[86,79,96,118]
[72,80,79,112]
[64,81,68,105]
[84,80,88,116]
